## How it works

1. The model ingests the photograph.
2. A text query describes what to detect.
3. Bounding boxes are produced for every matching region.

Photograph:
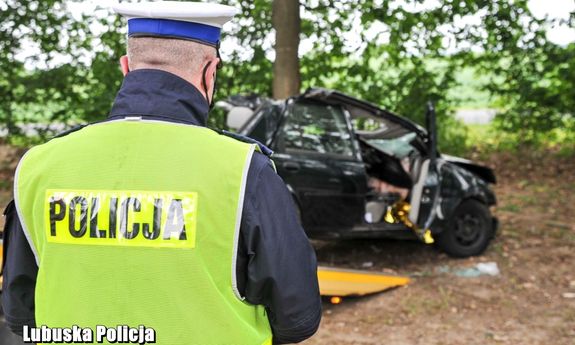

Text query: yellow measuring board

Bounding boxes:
[0,241,410,296]
[318,266,410,297]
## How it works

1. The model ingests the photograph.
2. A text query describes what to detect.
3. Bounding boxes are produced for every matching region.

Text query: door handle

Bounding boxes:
[283,162,301,172]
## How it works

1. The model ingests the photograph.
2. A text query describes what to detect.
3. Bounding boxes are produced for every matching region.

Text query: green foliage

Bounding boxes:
[0,1,78,135]
[78,15,126,122]
[448,66,494,109]
[489,43,575,143]
[217,0,573,152]
[1,0,572,153]
[217,0,274,96]
[467,123,575,155]
[0,0,125,139]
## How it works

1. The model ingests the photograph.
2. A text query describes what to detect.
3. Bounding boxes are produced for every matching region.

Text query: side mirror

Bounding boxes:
[226,106,254,131]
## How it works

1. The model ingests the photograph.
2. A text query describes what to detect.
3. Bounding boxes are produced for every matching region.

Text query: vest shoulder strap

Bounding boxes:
[217,130,274,157]
[51,124,88,139]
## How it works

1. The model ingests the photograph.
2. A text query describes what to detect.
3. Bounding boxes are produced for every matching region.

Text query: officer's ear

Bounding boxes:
[119,55,130,76]
[206,57,219,78]
[204,57,219,92]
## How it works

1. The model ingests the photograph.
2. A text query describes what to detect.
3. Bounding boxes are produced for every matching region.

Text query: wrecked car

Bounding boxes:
[218,88,498,257]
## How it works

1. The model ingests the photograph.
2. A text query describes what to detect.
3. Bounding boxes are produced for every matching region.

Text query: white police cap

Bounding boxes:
[113,1,240,47]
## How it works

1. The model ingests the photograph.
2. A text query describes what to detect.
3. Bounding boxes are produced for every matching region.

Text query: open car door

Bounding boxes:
[408,103,441,241]
[301,89,440,242]
[272,99,367,233]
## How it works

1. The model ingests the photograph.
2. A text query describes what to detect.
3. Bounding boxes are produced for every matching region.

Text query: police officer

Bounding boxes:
[1,2,321,344]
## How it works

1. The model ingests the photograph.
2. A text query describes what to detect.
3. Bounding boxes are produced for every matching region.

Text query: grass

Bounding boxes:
[518,194,539,207]
[401,288,453,317]
[465,123,575,156]
[547,228,575,243]
[0,180,11,190]
[499,204,521,213]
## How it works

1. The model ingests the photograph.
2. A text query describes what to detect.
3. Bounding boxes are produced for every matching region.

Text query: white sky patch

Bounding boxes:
[363,21,390,46]
[529,0,575,45]
[223,15,274,62]
[341,11,368,53]
[15,0,120,69]
[529,0,574,19]
[437,10,489,54]
[399,0,442,12]
[298,4,318,57]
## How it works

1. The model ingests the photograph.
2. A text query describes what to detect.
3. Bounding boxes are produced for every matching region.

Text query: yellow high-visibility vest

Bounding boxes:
[15,119,273,345]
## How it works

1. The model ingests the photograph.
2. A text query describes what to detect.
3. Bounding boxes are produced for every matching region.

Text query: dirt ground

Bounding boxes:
[1,145,574,345]
[304,150,575,345]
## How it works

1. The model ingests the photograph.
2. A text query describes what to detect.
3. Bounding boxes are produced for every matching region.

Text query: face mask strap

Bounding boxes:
[202,41,222,110]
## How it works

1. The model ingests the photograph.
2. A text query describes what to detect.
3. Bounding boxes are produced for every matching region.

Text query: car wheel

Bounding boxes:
[436,199,494,258]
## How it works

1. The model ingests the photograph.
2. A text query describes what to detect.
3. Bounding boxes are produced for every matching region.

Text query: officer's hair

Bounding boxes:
[127,37,216,75]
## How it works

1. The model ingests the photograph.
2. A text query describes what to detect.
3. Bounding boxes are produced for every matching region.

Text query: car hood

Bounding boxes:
[442,154,497,184]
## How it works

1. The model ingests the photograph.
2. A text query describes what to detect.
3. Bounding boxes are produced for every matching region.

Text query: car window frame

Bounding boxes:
[275,100,362,162]
[351,113,429,158]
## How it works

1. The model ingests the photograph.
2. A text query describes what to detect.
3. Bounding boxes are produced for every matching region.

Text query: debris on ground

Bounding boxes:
[436,262,500,277]
[361,261,374,268]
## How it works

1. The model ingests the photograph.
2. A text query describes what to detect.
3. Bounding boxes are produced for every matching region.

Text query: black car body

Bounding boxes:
[219,88,498,257]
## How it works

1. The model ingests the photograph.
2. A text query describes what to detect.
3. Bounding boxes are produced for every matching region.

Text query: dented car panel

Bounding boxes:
[431,159,497,234]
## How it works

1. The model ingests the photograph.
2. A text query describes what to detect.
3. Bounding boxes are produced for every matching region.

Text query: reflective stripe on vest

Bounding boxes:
[15,119,273,345]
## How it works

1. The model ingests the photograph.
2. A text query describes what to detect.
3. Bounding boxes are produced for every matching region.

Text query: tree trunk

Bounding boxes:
[272,0,301,99]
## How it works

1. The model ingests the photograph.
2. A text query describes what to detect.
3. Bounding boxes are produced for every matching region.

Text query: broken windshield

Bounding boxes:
[365,133,418,159]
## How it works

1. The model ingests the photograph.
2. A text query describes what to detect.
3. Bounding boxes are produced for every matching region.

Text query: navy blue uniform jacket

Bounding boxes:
[1,69,321,344]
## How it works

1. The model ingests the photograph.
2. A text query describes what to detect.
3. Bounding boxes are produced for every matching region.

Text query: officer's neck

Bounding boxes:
[109,69,209,126]
[134,65,208,99]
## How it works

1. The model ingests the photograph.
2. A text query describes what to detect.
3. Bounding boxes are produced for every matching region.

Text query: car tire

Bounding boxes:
[436,199,494,258]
